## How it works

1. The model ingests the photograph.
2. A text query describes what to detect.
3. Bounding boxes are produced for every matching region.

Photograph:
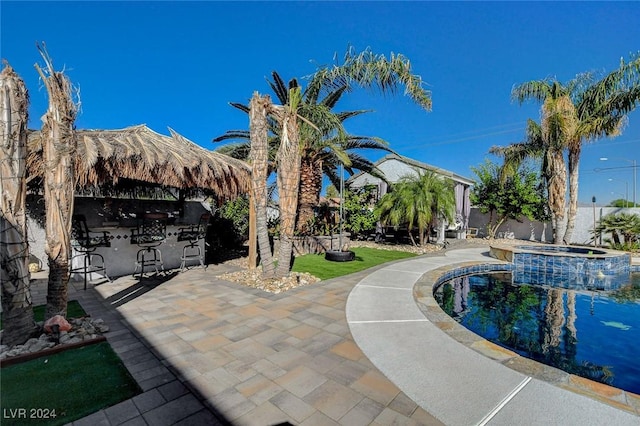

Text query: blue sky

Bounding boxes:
[2,1,639,206]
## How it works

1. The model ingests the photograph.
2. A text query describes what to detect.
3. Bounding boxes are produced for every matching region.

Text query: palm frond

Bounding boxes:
[268,71,290,105]
[212,130,250,143]
[312,46,432,111]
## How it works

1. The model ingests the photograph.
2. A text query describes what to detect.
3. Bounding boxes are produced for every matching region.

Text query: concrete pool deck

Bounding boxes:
[23,245,640,425]
[347,247,640,425]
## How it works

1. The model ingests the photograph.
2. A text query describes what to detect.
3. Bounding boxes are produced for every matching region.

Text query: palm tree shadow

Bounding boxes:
[104,271,179,308]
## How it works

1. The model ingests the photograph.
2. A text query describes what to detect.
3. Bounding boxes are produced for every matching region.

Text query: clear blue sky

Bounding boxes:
[2,1,639,206]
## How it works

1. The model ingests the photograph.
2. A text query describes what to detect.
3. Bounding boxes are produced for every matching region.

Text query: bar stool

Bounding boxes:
[70,214,111,290]
[177,213,211,271]
[130,212,167,277]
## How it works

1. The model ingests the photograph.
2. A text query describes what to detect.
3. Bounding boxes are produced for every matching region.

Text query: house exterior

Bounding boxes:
[347,154,474,240]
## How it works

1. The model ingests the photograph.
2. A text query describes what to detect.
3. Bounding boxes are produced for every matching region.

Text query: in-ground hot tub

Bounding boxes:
[490,243,632,290]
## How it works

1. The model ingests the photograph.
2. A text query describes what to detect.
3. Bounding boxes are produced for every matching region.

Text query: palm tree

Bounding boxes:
[507,53,640,244]
[248,92,276,278]
[0,63,37,346]
[375,170,455,246]
[563,54,640,242]
[215,71,394,234]
[510,79,578,244]
[34,45,78,319]
[238,47,432,276]
[490,119,565,243]
[273,88,303,277]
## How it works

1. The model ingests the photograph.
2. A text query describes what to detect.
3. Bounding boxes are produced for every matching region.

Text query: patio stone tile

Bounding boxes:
[323,322,350,335]
[274,365,328,398]
[387,391,419,417]
[172,409,229,426]
[222,325,257,342]
[210,388,257,420]
[72,409,110,426]
[224,359,259,382]
[350,371,400,406]
[273,336,302,351]
[118,346,154,363]
[118,416,148,426]
[157,380,189,401]
[250,358,288,380]
[191,334,233,352]
[337,397,385,426]
[132,389,166,413]
[132,364,171,383]
[267,347,312,369]
[269,390,316,423]
[306,352,345,374]
[303,379,363,421]
[153,338,196,358]
[137,371,176,391]
[330,340,365,361]
[126,358,164,374]
[224,338,277,363]
[371,407,423,425]
[270,317,300,331]
[104,399,140,425]
[235,374,284,405]
[287,324,322,340]
[298,410,340,426]
[199,367,242,390]
[142,394,204,426]
[251,328,290,347]
[325,359,370,386]
[235,401,291,426]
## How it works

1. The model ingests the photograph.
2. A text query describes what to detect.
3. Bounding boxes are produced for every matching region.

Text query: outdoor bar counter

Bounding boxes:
[70,223,205,280]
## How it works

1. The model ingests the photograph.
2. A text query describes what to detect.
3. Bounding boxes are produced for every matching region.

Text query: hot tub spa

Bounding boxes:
[489,244,632,290]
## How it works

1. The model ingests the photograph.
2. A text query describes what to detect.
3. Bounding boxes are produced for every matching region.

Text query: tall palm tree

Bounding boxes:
[510,79,578,244]
[563,54,640,242]
[215,71,394,234]
[34,45,78,319]
[375,170,455,246]
[273,88,303,277]
[248,92,276,278]
[1,63,36,346]
[507,53,640,244]
[490,119,566,243]
[236,47,432,276]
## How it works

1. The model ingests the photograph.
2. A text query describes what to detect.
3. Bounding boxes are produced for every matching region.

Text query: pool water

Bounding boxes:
[434,272,640,394]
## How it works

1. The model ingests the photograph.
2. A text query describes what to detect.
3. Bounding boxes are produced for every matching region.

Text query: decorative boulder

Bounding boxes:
[44,315,72,333]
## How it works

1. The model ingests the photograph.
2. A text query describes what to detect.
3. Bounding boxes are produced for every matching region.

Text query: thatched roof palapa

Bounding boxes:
[27,124,250,200]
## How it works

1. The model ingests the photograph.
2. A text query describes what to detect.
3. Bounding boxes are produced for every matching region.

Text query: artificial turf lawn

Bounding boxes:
[291,246,417,280]
[0,300,86,330]
[0,341,141,426]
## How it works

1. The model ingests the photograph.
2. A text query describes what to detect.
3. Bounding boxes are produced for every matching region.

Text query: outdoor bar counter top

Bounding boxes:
[70,224,205,280]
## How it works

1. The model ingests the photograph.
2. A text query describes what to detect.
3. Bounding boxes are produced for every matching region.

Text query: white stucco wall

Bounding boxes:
[468,206,640,245]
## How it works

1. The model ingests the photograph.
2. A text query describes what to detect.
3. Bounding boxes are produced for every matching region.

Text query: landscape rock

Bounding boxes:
[44,315,72,333]
[0,317,110,361]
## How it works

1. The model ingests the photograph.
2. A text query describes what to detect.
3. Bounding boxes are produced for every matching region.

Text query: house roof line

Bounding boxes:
[347,153,474,186]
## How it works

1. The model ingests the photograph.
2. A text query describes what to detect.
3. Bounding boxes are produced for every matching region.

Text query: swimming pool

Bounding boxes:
[433,271,640,394]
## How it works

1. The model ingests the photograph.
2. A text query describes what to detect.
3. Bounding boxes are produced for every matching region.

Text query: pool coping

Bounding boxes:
[346,248,640,425]
[414,261,640,415]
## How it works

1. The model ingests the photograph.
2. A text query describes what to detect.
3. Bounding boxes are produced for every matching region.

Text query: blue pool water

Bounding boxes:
[434,272,640,394]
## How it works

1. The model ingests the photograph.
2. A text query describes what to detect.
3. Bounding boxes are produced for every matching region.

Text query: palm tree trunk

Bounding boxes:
[275,108,301,278]
[563,145,580,244]
[249,93,275,278]
[0,64,36,346]
[296,156,322,234]
[547,149,567,245]
[35,49,77,320]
